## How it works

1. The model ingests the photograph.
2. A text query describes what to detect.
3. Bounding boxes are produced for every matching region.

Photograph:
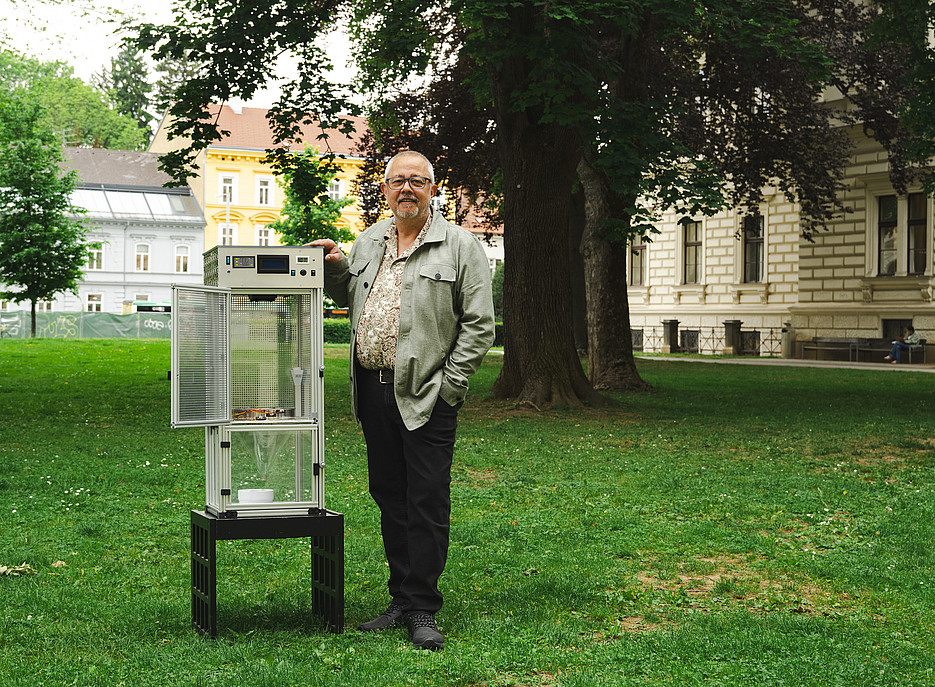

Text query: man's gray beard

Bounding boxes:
[395,200,420,219]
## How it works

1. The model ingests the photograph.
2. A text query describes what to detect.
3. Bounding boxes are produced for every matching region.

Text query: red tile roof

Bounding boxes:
[206,104,368,157]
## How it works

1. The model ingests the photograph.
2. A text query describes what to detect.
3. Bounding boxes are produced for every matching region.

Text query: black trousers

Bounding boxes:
[356,366,459,614]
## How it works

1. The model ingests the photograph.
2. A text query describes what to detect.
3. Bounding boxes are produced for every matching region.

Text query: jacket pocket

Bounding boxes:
[413,264,458,337]
[419,264,457,282]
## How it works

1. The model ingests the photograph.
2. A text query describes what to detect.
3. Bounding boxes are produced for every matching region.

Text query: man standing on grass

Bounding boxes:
[311,150,495,650]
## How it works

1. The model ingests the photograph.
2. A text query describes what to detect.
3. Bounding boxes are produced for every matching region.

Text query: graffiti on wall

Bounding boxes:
[0,312,172,339]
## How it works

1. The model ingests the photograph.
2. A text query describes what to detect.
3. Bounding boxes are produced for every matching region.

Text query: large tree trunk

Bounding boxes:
[577,158,651,391]
[491,122,602,407]
[484,7,603,409]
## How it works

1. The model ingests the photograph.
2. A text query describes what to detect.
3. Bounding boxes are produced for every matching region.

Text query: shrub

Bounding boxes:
[323,317,351,343]
[322,317,501,347]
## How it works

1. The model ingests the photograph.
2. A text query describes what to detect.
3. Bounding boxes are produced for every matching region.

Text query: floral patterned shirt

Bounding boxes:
[355,214,432,370]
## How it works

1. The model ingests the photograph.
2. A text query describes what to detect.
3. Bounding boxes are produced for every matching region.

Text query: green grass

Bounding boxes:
[1,339,934,685]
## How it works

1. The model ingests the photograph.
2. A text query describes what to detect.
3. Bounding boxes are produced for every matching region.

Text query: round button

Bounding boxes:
[300,269,307,276]
[435,273,441,280]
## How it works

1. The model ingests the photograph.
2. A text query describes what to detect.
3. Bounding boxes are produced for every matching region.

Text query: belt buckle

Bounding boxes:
[378,369,393,384]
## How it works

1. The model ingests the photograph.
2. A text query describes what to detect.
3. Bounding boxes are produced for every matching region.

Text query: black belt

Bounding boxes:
[361,367,394,384]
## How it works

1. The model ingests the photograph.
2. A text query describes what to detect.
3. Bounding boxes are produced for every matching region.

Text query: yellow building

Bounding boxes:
[149,104,369,249]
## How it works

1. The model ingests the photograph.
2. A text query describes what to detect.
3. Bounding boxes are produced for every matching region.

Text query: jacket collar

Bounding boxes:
[425,211,449,244]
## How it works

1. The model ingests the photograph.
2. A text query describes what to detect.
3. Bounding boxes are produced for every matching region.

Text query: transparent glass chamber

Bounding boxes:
[230,294,314,423]
[229,427,318,507]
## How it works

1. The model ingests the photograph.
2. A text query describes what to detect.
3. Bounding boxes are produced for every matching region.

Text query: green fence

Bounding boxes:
[1,312,504,345]
[0,311,172,339]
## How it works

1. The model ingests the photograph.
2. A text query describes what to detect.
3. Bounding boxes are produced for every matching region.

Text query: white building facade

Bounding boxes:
[627,128,935,356]
[0,149,205,316]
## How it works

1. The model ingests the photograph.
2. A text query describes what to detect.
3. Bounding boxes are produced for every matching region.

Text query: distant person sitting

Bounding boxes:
[884,326,921,364]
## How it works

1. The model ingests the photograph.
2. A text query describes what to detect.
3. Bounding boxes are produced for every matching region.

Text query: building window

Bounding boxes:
[86,294,102,312]
[876,192,929,277]
[256,225,271,246]
[742,215,764,283]
[256,176,273,206]
[219,174,237,204]
[908,192,927,275]
[135,243,150,272]
[683,220,702,284]
[175,245,190,273]
[327,179,343,201]
[629,236,646,286]
[36,300,53,312]
[87,245,103,271]
[878,195,898,276]
[219,223,237,246]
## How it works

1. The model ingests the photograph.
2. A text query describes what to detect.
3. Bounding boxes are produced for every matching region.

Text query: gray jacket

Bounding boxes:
[324,212,495,430]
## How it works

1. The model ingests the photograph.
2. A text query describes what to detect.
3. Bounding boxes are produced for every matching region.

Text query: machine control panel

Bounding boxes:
[205,246,325,288]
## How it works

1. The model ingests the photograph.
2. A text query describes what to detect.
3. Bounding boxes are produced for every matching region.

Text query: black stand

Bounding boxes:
[190,509,344,637]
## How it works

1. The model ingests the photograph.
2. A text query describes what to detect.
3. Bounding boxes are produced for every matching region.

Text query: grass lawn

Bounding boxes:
[0,338,933,686]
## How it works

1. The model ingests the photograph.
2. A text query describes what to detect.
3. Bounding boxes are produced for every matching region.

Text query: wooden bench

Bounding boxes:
[852,338,927,364]
[800,337,856,360]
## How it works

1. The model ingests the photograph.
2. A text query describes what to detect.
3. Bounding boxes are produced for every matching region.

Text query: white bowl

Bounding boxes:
[238,488,274,503]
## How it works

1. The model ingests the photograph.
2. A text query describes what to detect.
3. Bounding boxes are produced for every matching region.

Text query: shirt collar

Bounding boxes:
[384,211,433,258]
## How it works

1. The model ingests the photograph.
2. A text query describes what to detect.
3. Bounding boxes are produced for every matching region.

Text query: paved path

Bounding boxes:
[636,355,935,373]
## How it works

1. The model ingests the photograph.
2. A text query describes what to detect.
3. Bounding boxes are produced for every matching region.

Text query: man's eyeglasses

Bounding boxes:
[385,176,432,190]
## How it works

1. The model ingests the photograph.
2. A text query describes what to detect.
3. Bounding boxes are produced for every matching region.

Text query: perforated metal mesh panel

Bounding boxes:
[203,247,219,287]
[172,286,230,427]
[231,294,313,420]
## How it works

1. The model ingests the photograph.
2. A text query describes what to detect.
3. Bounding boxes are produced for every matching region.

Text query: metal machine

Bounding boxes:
[171,245,326,517]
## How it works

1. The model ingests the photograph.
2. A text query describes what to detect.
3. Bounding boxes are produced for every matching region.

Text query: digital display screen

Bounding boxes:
[232,256,256,268]
[257,254,289,274]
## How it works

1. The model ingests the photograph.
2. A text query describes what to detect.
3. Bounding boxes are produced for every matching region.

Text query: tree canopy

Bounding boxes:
[133,0,935,406]
[152,51,202,118]
[268,147,356,246]
[0,50,146,150]
[94,46,154,142]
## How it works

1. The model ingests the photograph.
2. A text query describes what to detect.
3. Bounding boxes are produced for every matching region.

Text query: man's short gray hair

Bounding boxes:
[384,150,435,184]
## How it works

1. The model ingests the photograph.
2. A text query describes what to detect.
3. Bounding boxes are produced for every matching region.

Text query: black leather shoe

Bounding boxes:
[406,612,444,650]
[357,601,404,632]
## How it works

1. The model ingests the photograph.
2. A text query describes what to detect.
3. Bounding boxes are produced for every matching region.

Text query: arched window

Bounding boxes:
[175,245,190,273]
[135,243,150,272]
